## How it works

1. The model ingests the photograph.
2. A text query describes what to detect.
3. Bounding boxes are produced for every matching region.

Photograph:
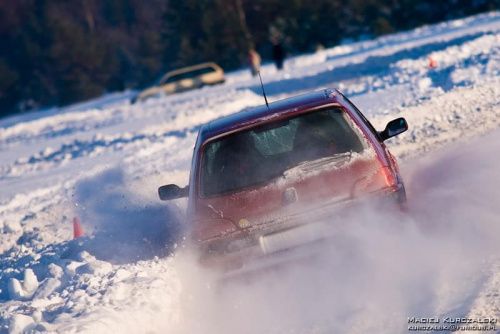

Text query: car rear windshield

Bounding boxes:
[200,106,368,197]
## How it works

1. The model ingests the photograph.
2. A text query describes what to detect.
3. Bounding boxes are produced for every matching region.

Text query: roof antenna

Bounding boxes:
[258,71,270,110]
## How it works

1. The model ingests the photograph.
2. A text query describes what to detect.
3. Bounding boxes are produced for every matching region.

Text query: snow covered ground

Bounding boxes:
[1,11,500,334]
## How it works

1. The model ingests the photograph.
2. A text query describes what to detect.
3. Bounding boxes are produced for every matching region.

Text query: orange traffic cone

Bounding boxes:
[73,216,84,239]
[429,56,436,68]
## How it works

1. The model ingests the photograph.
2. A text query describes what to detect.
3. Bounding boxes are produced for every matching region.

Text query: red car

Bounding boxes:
[159,88,408,271]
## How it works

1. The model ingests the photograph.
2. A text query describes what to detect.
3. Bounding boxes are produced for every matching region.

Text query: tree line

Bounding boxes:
[0,0,497,117]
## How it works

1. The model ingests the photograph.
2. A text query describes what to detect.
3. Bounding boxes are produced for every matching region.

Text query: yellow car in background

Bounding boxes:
[131,62,225,103]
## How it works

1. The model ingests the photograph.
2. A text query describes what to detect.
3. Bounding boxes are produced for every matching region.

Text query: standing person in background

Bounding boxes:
[272,40,285,70]
[248,49,261,77]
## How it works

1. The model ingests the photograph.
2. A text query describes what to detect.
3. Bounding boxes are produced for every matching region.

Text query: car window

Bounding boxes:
[203,141,221,177]
[163,66,216,84]
[192,67,216,76]
[164,72,191,83]
[251,120,299,156]
[200,106,368,197]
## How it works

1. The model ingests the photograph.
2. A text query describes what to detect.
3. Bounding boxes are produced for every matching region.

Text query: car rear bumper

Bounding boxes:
[198,182,406,273]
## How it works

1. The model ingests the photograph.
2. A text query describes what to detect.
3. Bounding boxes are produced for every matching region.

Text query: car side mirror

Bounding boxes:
[158,184,189,201]
[379,118,408,141]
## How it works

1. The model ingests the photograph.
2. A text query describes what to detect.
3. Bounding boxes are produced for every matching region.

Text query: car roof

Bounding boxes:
[200,88,342,142]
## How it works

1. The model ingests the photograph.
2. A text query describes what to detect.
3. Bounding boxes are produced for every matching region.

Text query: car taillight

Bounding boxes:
[351,166,397,197]
[380,166,397,187]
